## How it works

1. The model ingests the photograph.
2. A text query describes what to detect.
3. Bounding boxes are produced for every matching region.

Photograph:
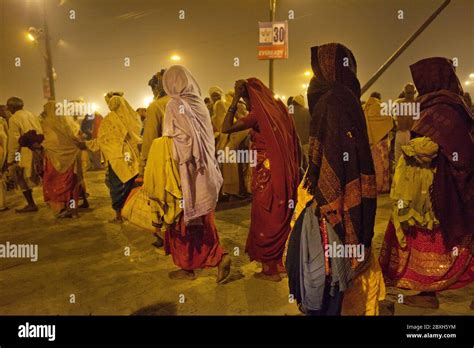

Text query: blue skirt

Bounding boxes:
[105,164,137,211]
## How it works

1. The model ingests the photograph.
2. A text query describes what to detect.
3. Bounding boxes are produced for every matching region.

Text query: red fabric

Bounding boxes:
[410,57,474,247]
[43,157,81,205]
[379,221,474,292]
[241,78,301,272]
[164,212,224,271]
[92,114,102,139]
[371,138,390,194]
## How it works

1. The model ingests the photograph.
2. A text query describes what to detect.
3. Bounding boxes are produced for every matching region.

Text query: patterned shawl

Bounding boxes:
[306,43,377,251]
[410,57,474,246]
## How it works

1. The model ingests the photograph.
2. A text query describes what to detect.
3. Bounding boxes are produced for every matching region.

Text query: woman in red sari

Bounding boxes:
[379,57,474,308]
[41,101,84,218]
[222,78,301,281]
[161,65,231,284]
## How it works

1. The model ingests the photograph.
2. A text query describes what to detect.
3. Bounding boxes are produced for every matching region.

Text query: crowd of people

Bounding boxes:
[0,42,473,315]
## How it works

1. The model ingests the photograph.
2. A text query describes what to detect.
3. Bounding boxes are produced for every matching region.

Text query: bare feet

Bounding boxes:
[216,255,232,284]
[168,269,196,280]
[78,201,90,209]
[108,217,124,224]
[403,293,439,309]
[253,272,282,282]
[277,263,287,276]
[56,208,73,219]
[15,205,38,213]
[152,235,164,249]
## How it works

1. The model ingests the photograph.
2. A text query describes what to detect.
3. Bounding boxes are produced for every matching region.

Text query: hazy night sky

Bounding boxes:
[1,0,473,114]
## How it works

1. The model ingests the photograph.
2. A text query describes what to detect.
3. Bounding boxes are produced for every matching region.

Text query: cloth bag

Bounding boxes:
[122,186,154,232]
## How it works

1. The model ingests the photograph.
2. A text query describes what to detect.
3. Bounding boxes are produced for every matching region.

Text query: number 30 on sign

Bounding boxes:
[258,21,288,60]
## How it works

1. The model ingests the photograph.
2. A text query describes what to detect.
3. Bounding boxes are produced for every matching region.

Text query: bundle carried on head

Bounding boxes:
[19,130,45,149]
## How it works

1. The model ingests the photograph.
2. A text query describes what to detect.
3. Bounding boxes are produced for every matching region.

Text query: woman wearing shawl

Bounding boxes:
[41,101,85,218]
[83,94,141,223]
[379,57,474,308]
[286,43,385,315]
[363,92,394,194]
[222,78,300,282]
[161,65,231,284]
[220,90,251,197]
[210,86,235,198]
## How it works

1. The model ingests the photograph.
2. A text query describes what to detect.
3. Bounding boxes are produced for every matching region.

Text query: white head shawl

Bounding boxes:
[162,65,223,222]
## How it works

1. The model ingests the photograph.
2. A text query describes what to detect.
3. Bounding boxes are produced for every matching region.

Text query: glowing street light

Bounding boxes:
[144,96,153,106]
[26,27,43,42]
[170,55,181,62]
[26,32,36,42]
[465,81,470,86]
[304,71,311,77]
[26,22,55,100]
[302,83,309,89]
[470,73,474,79]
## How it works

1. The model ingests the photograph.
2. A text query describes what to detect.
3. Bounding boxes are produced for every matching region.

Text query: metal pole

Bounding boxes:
[361,0,451,95]
[43,0,55,100]
[269,0,276,92]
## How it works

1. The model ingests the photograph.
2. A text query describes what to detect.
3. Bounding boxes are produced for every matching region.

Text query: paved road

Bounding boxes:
[0,170,472,315]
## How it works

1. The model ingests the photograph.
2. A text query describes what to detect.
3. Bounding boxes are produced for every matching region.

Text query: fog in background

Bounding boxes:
[1,0,473,114]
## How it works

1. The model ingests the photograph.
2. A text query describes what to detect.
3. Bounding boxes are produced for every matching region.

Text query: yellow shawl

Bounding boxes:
[86,96,140,183]
[143,136,182,227]
[41,101,82,173]
[390,136,439,246]
[0,118,8,167]
[363,97,394,146]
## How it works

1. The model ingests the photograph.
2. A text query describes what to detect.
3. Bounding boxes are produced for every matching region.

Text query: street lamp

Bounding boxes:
[170,55,181,62]
[25,1,56,100]
[304,71,311,77]
[26,32,36,42]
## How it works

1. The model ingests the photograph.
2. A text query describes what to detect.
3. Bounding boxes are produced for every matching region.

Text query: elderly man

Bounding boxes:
[139,69,170,177]
[6,97,43,213]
